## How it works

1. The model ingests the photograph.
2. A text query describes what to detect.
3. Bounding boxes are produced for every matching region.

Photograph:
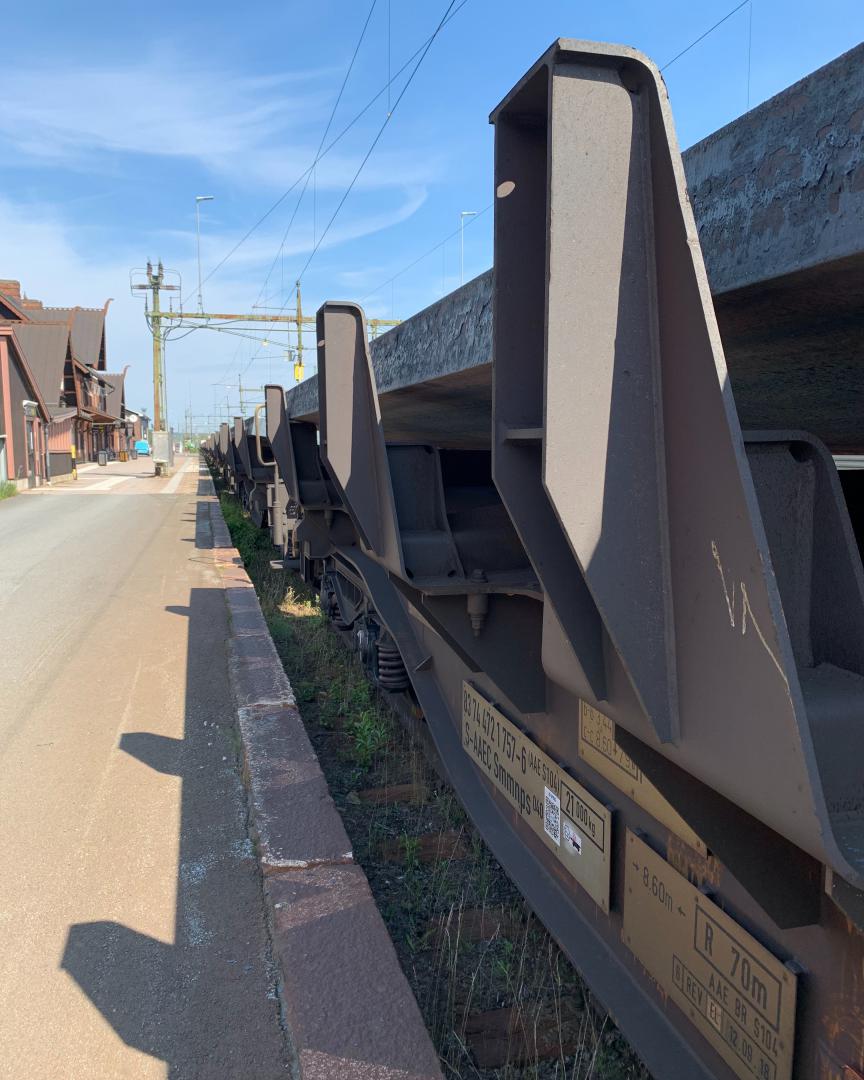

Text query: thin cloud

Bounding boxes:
[154,186,429,275]
[0,55,331,174]
[237,146,446,192]
[0,54,445,193]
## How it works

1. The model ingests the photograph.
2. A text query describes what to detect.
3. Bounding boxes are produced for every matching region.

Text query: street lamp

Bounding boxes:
[460,210,478,286]
[195,195,215,312]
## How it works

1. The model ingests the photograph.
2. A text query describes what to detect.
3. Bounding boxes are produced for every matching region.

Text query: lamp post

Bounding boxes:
[195,195,215,312]
[460,210,478,286]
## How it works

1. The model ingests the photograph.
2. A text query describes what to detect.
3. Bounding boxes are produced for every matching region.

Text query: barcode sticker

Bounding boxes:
[544,787,561,845]
[563,819,583,855]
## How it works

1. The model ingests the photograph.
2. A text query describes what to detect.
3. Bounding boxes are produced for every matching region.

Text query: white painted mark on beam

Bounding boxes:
[710,540,789,692]
[711,540,736,629]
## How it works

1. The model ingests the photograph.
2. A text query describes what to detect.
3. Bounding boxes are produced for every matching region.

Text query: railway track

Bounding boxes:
[205,38,864,1080]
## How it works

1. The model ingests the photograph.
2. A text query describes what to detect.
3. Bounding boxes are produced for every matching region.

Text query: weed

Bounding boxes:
[402,833,421,874]
[344,765,365,789]
[294,680,317,704]
[493,938,516,984]
[438,791,467,829]
[348,680,373,711]
[0,481,17,500]
[348,707,392,767]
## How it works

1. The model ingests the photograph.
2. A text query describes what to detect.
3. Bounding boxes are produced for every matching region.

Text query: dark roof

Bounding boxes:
[27,305,107,367]
[4,330,51,420]
[10,322,71,415]
[101,371,126,419]
[49,407,78,423]
[0,290,29,321]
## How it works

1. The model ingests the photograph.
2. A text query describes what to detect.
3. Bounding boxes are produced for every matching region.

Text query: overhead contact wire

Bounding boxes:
[661,0,750,71]
[297,0,460,283]
[359,203,491,302]
[194,0,470,300]
[254,0,379,309]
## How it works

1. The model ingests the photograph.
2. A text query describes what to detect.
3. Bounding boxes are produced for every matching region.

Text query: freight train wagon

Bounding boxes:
[216,39,864,1080]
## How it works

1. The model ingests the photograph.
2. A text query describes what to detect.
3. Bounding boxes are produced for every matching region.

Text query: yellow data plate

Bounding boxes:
[624,830,797,1080]
[578,702,707,856]
[462,682,611,912]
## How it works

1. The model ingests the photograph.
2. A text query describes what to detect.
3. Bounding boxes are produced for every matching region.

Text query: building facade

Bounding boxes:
[0,280,137,474]
[0,327,50,488]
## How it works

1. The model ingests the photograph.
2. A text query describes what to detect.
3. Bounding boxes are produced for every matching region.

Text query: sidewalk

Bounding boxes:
[25,453,198,496]
[0,457,441,1079]
[66,456,152,476]
[0,459,287,1079]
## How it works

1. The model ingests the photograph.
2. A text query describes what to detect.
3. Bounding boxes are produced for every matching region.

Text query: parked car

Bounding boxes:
[134,439,151,456]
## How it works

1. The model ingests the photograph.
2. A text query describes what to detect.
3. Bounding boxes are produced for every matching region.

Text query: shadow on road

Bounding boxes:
[60,487,288,1078]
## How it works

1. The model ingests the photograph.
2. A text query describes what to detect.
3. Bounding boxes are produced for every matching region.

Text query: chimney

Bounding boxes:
[0,280,22,299]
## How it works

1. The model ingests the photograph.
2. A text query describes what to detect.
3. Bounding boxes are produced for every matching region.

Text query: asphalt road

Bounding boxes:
[0,457,288,1079]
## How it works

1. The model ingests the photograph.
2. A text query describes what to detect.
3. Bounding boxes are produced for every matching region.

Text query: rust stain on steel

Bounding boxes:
[666,833,722,890]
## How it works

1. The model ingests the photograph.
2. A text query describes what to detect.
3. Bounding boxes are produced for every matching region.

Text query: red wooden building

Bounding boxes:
[0,280,137,476]
[0,327,51,488]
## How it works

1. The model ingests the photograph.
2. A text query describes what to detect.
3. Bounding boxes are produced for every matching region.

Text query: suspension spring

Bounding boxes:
[376,636,409,691]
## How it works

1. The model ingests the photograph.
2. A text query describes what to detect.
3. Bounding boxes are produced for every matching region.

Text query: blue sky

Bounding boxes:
[1,0,862,430]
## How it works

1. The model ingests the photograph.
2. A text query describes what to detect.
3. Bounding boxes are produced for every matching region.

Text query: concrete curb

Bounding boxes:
[204,475,443,1080]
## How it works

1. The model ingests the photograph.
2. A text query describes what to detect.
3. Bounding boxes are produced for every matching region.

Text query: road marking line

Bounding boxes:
[162,459,194,495]
[78,475,129,491]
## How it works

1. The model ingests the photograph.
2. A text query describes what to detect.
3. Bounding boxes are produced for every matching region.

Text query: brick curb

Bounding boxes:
[203,474,443,1080]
